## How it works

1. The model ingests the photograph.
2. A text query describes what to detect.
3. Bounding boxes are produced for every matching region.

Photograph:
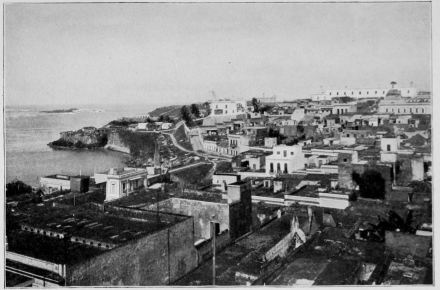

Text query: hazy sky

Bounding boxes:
[4,2,431,106]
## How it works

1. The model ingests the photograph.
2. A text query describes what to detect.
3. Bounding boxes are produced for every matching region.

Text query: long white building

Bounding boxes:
[325,86,418,99]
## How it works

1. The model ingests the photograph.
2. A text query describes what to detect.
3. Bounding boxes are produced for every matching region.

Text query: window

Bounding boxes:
[337,92,339,96]
[291,152,294,155]
[359,91,361,95]
[330,92,331,95]
[284,163,288,173]
[277,163,281,172]
[403,108,406,113]
[416,108,419,113]
[392,108,394,113]
[386,108,388,113]
[270,163,274,173]
[343,158,348,162]
[347,134,350,137]
[375,91,377,94]
[216,105,218,109]
[422,108,425,113]
[367,91,369,94]
[387,144,391,151]
[283,150,287,157]
[344,92,346,95]
[397,109,400,113]
[408,90,410,93]
[352,91,354,95]
[277,151,280,155]
[383,91,385,94]
[225,105,228,108]
[409,108,412,113]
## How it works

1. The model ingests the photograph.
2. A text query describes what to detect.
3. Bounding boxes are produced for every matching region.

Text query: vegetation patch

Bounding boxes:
[118,130,160,158]
[171,163,213,185]
[173,125,193,151]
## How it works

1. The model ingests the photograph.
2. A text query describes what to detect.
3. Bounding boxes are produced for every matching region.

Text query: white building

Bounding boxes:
[209,99,247,116]
[332,102,357,115]
[40,174,71,193]
[265,144,306,176]
[95,168,148,201]
[325,86,418,99]
[212,173,240,192]
[290,108,306,123]
[378,93,431,115]
[310,93,331,101]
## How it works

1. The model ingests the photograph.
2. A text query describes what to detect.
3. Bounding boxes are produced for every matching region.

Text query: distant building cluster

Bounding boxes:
[6,82,432,286]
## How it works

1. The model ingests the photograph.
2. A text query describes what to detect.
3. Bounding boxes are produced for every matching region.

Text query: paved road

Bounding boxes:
[163,122,232,165]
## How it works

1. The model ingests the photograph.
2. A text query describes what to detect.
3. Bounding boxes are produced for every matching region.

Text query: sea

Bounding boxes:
[5,103,160,187]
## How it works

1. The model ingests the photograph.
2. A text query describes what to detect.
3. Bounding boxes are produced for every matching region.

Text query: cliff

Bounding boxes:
[105,131,131,153]
[105,130,160,157]
[49,127,108,149]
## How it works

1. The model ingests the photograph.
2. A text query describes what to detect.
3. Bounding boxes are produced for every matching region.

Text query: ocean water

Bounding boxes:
[5,103,157,186]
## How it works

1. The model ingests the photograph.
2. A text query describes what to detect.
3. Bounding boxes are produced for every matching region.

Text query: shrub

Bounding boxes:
[6,180,32,197]
[352,170,385,199]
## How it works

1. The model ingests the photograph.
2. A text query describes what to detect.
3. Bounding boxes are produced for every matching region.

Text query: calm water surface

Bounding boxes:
[5,103,158,186]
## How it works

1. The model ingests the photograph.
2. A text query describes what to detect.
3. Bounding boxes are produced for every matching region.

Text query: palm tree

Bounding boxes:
[390,81,396,88]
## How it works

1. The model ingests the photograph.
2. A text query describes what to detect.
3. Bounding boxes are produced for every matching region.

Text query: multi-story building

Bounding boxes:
[209,99,247,116]
[378,90,431,114]
[265,144,306,176]
[325,86,418,99]
[94,168,148,201]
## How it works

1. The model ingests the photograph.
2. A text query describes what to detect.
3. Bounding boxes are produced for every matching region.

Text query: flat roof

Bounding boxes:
[15,204,180,251]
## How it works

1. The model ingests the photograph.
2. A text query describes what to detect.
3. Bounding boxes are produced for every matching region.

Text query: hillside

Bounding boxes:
[148,106,182,119]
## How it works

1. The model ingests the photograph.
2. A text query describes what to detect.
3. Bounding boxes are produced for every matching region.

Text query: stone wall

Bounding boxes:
[68,229,170,286]
[144,198,230,240]
[228,183,253,240]
[105,131,130,153]
[67,207,197,286]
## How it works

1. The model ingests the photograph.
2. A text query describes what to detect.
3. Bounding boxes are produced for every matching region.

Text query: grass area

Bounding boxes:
[171,163,213,185]
[216,161,233,173]
[149,106,182,119]
[173,124,194,151]
[118,130,159,158]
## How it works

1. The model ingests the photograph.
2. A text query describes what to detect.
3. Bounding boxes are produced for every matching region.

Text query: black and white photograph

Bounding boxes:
[2,0,436,287]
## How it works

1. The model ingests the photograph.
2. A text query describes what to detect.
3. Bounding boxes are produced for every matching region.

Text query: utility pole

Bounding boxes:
[211,217,217,285]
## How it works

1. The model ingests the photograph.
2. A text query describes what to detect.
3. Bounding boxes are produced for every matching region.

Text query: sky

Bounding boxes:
[4,2,432,106]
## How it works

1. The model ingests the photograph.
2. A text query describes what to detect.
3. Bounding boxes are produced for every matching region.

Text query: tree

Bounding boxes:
[259,105,272,114]
[203,102,211,116]
[390,81,396,88]
[251,97,260,112]
[180,105,192,126]
[190,104,200,118]
[6,180,33,197]
[268,128,286,144]
[352,170,386,199]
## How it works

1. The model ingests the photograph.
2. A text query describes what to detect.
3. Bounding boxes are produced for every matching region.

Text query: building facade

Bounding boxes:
[266,144,306,176]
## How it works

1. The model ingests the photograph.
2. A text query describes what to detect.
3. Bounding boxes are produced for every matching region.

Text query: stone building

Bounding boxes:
[6,203,198,286]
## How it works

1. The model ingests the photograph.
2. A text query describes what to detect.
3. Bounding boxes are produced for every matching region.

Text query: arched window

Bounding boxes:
[277,163,281,173]
[284,163,288,173]
[270,163,274,173]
